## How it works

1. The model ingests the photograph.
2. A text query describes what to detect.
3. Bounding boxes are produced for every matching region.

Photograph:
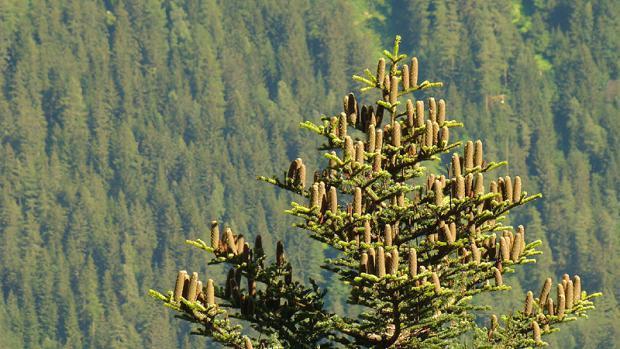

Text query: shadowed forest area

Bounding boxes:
[0,0,617,348]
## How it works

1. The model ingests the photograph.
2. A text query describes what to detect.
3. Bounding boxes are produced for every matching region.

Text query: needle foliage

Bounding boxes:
[150,36,600,348]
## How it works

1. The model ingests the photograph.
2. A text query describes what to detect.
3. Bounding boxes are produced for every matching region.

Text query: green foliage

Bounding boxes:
[152,37,601,348]
[0,0,617,347]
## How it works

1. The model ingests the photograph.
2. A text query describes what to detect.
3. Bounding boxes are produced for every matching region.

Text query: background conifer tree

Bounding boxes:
[150,36,600,348]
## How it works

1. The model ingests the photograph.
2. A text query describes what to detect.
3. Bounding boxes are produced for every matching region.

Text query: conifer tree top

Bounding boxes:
[150,36,600,348]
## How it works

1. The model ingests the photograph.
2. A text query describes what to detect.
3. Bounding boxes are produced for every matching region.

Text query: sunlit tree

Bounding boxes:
[150,36,600,348]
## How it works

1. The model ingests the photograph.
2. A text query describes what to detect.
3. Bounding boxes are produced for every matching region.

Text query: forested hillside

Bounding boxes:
[0,0,617,348]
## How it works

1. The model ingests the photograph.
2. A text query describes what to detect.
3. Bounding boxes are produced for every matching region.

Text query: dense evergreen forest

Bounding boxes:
[0,0,617,348]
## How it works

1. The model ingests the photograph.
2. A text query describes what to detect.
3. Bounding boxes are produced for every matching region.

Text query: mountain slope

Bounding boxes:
[0,0,617,347]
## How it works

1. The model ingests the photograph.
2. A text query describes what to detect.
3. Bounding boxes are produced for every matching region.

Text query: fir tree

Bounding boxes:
[150,36,601,348]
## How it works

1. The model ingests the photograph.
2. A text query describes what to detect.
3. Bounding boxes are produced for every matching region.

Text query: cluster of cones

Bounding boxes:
[426,141,522,206]
[359,246,443,293]
[332,94,451,151]
[534,274,582,319]
[169,219,294,348]
[359,246,399,277]
[173,270,215,306]
[528,274,585,344]
[210,221,256,259]
[488,274,585,344]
